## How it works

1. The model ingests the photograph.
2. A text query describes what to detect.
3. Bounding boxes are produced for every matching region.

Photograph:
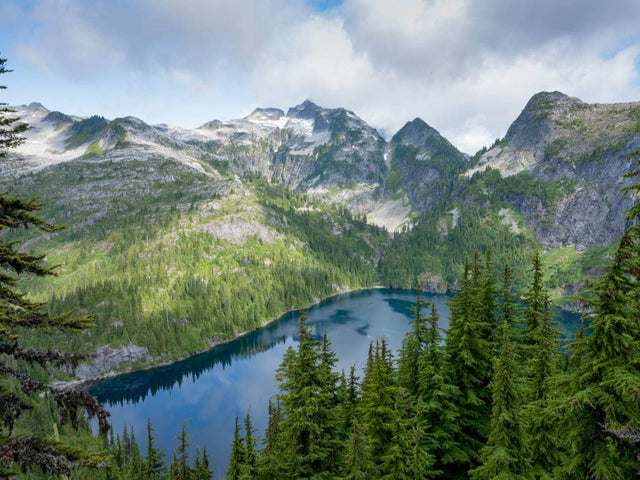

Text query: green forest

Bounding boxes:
[1,52,640,479]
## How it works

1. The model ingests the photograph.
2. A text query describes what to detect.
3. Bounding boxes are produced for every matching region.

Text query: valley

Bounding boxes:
[2,92,639,376]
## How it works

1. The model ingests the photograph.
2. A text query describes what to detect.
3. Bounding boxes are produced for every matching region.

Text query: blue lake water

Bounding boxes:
[90,288,580,476]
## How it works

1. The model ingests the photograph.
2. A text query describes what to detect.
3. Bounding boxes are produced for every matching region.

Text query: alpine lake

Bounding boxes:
[89,288,581,475]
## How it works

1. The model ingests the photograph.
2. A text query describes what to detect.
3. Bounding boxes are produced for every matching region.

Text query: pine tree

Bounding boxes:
[144,419,167,480]
[0,53,110,478]
[397,287,428,396]
[560,177,640,480]
[240,410,257,479]
[227,417,244,480]
[171,421,191,480]
[469,311,530,480]
[418,302,461,477]
[444,256,493,477]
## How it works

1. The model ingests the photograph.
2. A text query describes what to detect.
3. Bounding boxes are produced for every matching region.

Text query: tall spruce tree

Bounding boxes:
[559,154,640,478]
[521,253,564,479]
[444,256,493,477]
[0,54,110,478]
[144,419,167,480]
[418,302,461,477]
[227,417,244,480]
[273,310,338,478]
[469,304,530,480]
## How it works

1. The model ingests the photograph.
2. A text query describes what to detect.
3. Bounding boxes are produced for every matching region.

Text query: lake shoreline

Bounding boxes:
[56,284,390,391]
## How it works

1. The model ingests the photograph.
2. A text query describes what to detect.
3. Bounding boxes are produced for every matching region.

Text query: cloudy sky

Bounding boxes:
[2,0,640,153]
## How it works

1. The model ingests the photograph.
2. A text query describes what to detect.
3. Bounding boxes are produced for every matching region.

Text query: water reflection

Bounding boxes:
[90,289,578,475]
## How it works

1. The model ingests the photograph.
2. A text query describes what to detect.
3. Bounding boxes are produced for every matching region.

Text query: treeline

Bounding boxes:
[226,247,640,479]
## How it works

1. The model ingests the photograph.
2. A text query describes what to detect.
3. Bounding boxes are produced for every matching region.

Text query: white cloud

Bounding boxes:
[4,0,640,153]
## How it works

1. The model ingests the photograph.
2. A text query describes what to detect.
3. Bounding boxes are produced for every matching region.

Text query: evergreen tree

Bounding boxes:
[227,417,244,480]
[418,302,461,477]
[193,446,213,480]
[273,310,338,478]
[240,410,257,480]
[359,339,396,469]
[144,419,167,480]
[560,178,640,480]
[521,254,564,479]
[469,312,530,480]
[397,287,428,396]
[444,257,493,477]
[340,418,375,480]
[381,388,438,480]
[171,421,191,480]
[0,53,110,479]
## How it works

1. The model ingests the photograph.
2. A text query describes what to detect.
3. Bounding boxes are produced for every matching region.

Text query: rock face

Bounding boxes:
[73,344,150,380]
[474,91,640,250]
[391,118,469,212]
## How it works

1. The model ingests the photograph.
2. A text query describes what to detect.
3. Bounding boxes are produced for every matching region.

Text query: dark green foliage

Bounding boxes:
[444,256,494,475]
[170,421,191,480]
[65,116,108,149]
[469,307,530,480]
[272,310,341,478]
[0,56,110,479]
[144,418,167,480]
[558,155,640,478]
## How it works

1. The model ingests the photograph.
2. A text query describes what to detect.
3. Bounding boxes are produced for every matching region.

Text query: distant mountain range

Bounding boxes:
[3,91,640,374]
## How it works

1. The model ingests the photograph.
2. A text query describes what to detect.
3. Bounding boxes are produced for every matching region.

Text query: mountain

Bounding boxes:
[467,91,640,250]
[2,93,639,375]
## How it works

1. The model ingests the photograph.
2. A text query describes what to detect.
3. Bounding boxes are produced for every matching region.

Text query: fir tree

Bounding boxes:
[359,339,396,467]
[273,310,338,478]
[240,410,257,480]
[381,388,438,480]
[444,257,493,476]
[171,421,191,480]
[469,312,530,480]
[418,302,461,477]
[227,416,244,480]
[397,287,428,396]
[144,418,167,480]
[561,185,640,480]
[340,418,375,480]
[0,54,110,478]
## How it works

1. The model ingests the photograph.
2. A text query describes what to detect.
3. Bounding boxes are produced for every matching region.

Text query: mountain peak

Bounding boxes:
[505,91,584,154]
[245,107,285,122]
[391,117,441,147]
[286,100,323,120]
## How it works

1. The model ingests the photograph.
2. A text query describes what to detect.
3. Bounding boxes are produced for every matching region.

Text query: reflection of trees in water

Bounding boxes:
[90,319,296,406]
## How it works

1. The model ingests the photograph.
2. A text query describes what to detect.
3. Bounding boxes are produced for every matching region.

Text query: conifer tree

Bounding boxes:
[240,410,257,480]
[469,311,530,480]
[444,257,493,476]
[340,418,375,480]
[0,53,110,479]
[560,163,640,479]
[193,446,213,480]
[521,253,564,479]
[144,419,167,480]
[227,417,244,480]
[418,302,461,477]
[273,310,338,477]
[171,421,191,480]
[359,339,396,466]
[397,287,428,396]
[381,388,438,480]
